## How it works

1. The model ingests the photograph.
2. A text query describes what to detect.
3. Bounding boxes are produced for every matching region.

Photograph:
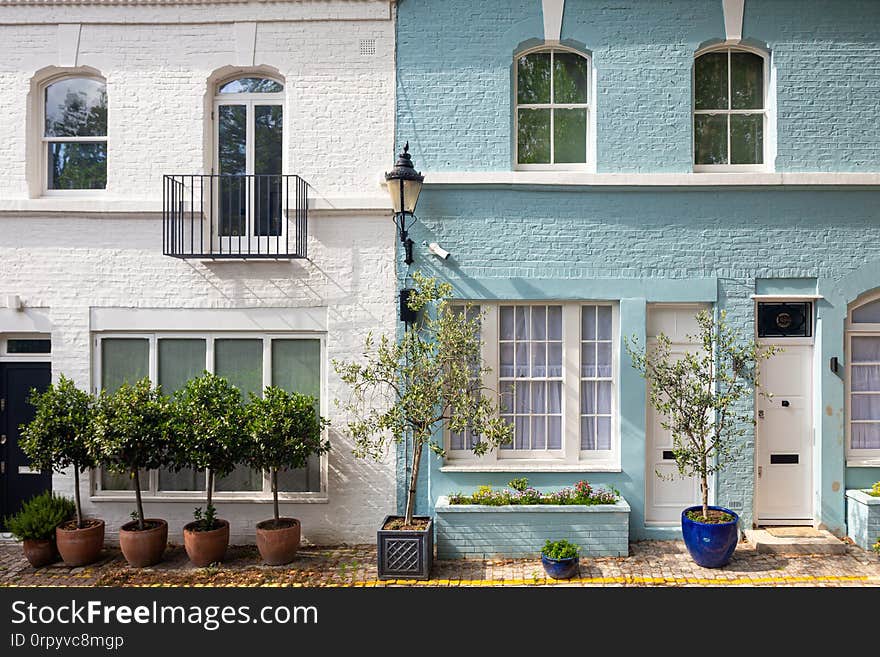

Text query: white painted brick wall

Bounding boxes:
[0,2,399,545]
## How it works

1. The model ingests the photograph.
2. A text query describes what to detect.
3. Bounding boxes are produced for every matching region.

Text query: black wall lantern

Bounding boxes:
[385,142,424,266]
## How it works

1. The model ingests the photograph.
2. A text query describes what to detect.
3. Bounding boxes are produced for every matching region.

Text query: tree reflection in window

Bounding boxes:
[44,77,107,190]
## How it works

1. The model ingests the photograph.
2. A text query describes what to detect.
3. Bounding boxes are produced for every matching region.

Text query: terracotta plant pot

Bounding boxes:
[255,517,301,565]
[22,538,59,568]
[183,519,229,567]
[119,519,168,568]
[56,519,105,567]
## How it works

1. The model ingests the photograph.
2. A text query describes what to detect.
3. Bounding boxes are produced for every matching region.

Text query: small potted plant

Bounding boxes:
[541,539,580,580]
[245,386,330,565]
[628,309,777,568]
[4,492,75,567]
[93,378,173,568]
[19,375,104,567]
[172,373,247,567]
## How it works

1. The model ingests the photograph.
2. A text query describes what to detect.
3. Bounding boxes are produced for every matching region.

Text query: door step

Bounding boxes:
[745,528,846,555]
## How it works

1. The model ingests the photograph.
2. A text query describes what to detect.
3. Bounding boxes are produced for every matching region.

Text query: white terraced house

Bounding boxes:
[0,0,398,545]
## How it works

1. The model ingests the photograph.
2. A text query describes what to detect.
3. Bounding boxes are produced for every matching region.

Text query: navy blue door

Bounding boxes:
[1,363,52,530]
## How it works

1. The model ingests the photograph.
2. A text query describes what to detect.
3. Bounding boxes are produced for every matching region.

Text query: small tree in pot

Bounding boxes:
[245,386,330,565]
[334,272,512,579]
[19,375,104,567]
[626,309,777,568]
[4,492,75,567]
[171,373,247,567]
[92,378,173,568]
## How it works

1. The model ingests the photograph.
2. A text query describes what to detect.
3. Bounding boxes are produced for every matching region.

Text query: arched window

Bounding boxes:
[847,293,880,463]
[694,47,766,170]
[43,76,107,190]
[515,47,589,168]
[213,76,284,238]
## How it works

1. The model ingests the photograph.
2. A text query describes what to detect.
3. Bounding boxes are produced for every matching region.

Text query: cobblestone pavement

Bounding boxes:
[1,539,878,587]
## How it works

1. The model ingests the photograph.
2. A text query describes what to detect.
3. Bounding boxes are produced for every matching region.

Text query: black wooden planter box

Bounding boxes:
[377,515,433,580]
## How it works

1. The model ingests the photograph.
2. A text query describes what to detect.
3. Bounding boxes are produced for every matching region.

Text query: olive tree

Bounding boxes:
[334,272,513,526]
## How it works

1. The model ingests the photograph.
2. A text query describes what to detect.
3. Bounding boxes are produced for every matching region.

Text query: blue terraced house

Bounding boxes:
[392,0,880,548]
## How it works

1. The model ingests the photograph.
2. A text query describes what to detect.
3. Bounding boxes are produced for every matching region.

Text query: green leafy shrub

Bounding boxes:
[19,375,96,529]
[508,477,529,492]
[542,539,580,560]
[869,481,880,497]
[244,386,330,523]
[4,492,76,541]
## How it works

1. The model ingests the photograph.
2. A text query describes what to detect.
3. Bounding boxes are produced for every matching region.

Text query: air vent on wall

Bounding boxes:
[359,39,376,56]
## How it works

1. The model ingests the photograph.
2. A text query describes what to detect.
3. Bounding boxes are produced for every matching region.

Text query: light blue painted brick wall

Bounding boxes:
[397,0,880,172]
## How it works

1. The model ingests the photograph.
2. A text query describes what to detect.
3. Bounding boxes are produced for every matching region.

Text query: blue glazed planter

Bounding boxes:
[681,505,740,568]
[541,554,579,580]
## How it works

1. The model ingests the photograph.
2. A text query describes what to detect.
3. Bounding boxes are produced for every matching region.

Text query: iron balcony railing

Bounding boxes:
[163,174,308,259]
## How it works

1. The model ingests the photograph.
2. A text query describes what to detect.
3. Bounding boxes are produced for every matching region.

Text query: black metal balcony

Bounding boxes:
[163,174,308,259]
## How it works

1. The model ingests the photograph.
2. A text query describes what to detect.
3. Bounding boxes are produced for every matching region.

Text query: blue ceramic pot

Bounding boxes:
[541,554,579,579]
[681,505,740,568]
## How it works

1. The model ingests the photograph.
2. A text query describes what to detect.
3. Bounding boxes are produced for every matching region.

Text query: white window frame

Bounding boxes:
[514,46,592,171]
[445,302,620,471]
[846,293,880,466]
[0,333,51,363]
[693,45,769,173]
[90,331,329,502]
[41,74,108,196]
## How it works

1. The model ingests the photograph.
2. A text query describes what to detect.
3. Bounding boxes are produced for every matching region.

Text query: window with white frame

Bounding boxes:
[93,333,325,498]
[847,295,880,464]
[515,47,590,168]
[447,302,618,469]
[694,47,766,170]
[43,76,107,190]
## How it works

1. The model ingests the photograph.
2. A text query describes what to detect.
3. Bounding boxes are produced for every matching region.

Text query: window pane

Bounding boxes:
[694,52,728,110]
[581,342,597,377]
[517,52,551,104]
[101,338,148,393]
[581,381,596,415]
[553,52,588,103]
[547,416,562,449]
[852,395,880,421]
[515,306,529,340]
[852,300,880,324]
[254,105,283,237]
[531,342,546,377]
[500,343,514,377]
[852,423,880,450]
[581,416,596,450]
[597,381,612,414]
[596,417,612,450]
[582,306,597,340]
[730,114,763,165]
[218,77,283,94]
[730,52,763,109]
[6,339,50,354]
[531,306,546,340]
[158,468,206,492]
[158,339,206,393]
[597,343,612,378]
[597,306,612,340]
[852,336,880,363]
[852,365,880,392]
[218,104,247,236]
[277,456,321,493]
[272,339,320,397]
[101,469,148,492]
[44,78,107,137]
[47,142,107,190]
[547,306,562,339]
[214,339,263,398]
[215,465,262,492]
[518,108,551,164]
[500,306,514,339]
[694,114,727,165]
[554,108,587,163]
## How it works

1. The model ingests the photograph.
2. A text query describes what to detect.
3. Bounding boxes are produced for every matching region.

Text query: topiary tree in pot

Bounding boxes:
[19,374,104,567]
[334,272,513,579]
[171,372,247,567]
[92,378,173,567]
[626,309,778,568]
[244,386,330,565]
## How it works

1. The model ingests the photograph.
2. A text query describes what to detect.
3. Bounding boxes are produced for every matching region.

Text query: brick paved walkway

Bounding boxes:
[1,539,878,587]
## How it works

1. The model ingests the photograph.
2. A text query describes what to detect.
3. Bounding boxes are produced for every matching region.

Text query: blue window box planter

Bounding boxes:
[846,489,880,552]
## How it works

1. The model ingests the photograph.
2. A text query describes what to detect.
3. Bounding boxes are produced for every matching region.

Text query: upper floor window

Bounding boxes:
[43,76,107,190]
[694,47,766,171]
[515,48,589,169]
[847,294,880,465]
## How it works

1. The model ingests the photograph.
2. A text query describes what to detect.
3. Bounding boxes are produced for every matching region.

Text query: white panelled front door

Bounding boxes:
[755,345,813,523]
[645,305,705,525]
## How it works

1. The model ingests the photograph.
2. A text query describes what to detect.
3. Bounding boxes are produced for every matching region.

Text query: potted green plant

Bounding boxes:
[92,378,173,568]
[4,492,75,567]
[172,373,247,567]
[19,375,104,567]
[244,386,330,565]
[335,272,512,580]
[540,539,580,580]
[627,309,777,568]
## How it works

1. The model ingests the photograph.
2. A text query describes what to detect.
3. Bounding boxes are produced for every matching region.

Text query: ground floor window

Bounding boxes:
[847,295,880,464]
[93,332,325,498]
[446,302,619,469]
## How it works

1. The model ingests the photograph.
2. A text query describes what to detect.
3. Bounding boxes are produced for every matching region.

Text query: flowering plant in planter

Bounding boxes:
[870,481,880,497]
[448,479,619,506]
[541,538,579,560]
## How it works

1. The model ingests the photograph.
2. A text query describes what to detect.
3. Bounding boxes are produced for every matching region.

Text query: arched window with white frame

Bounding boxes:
[693,46,767,171]
[515,46,590,169]
[42,75,107,191]
[847,292,880,465]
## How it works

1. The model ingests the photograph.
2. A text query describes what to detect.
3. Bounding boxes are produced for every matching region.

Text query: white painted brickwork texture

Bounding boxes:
[0,2,397,545]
